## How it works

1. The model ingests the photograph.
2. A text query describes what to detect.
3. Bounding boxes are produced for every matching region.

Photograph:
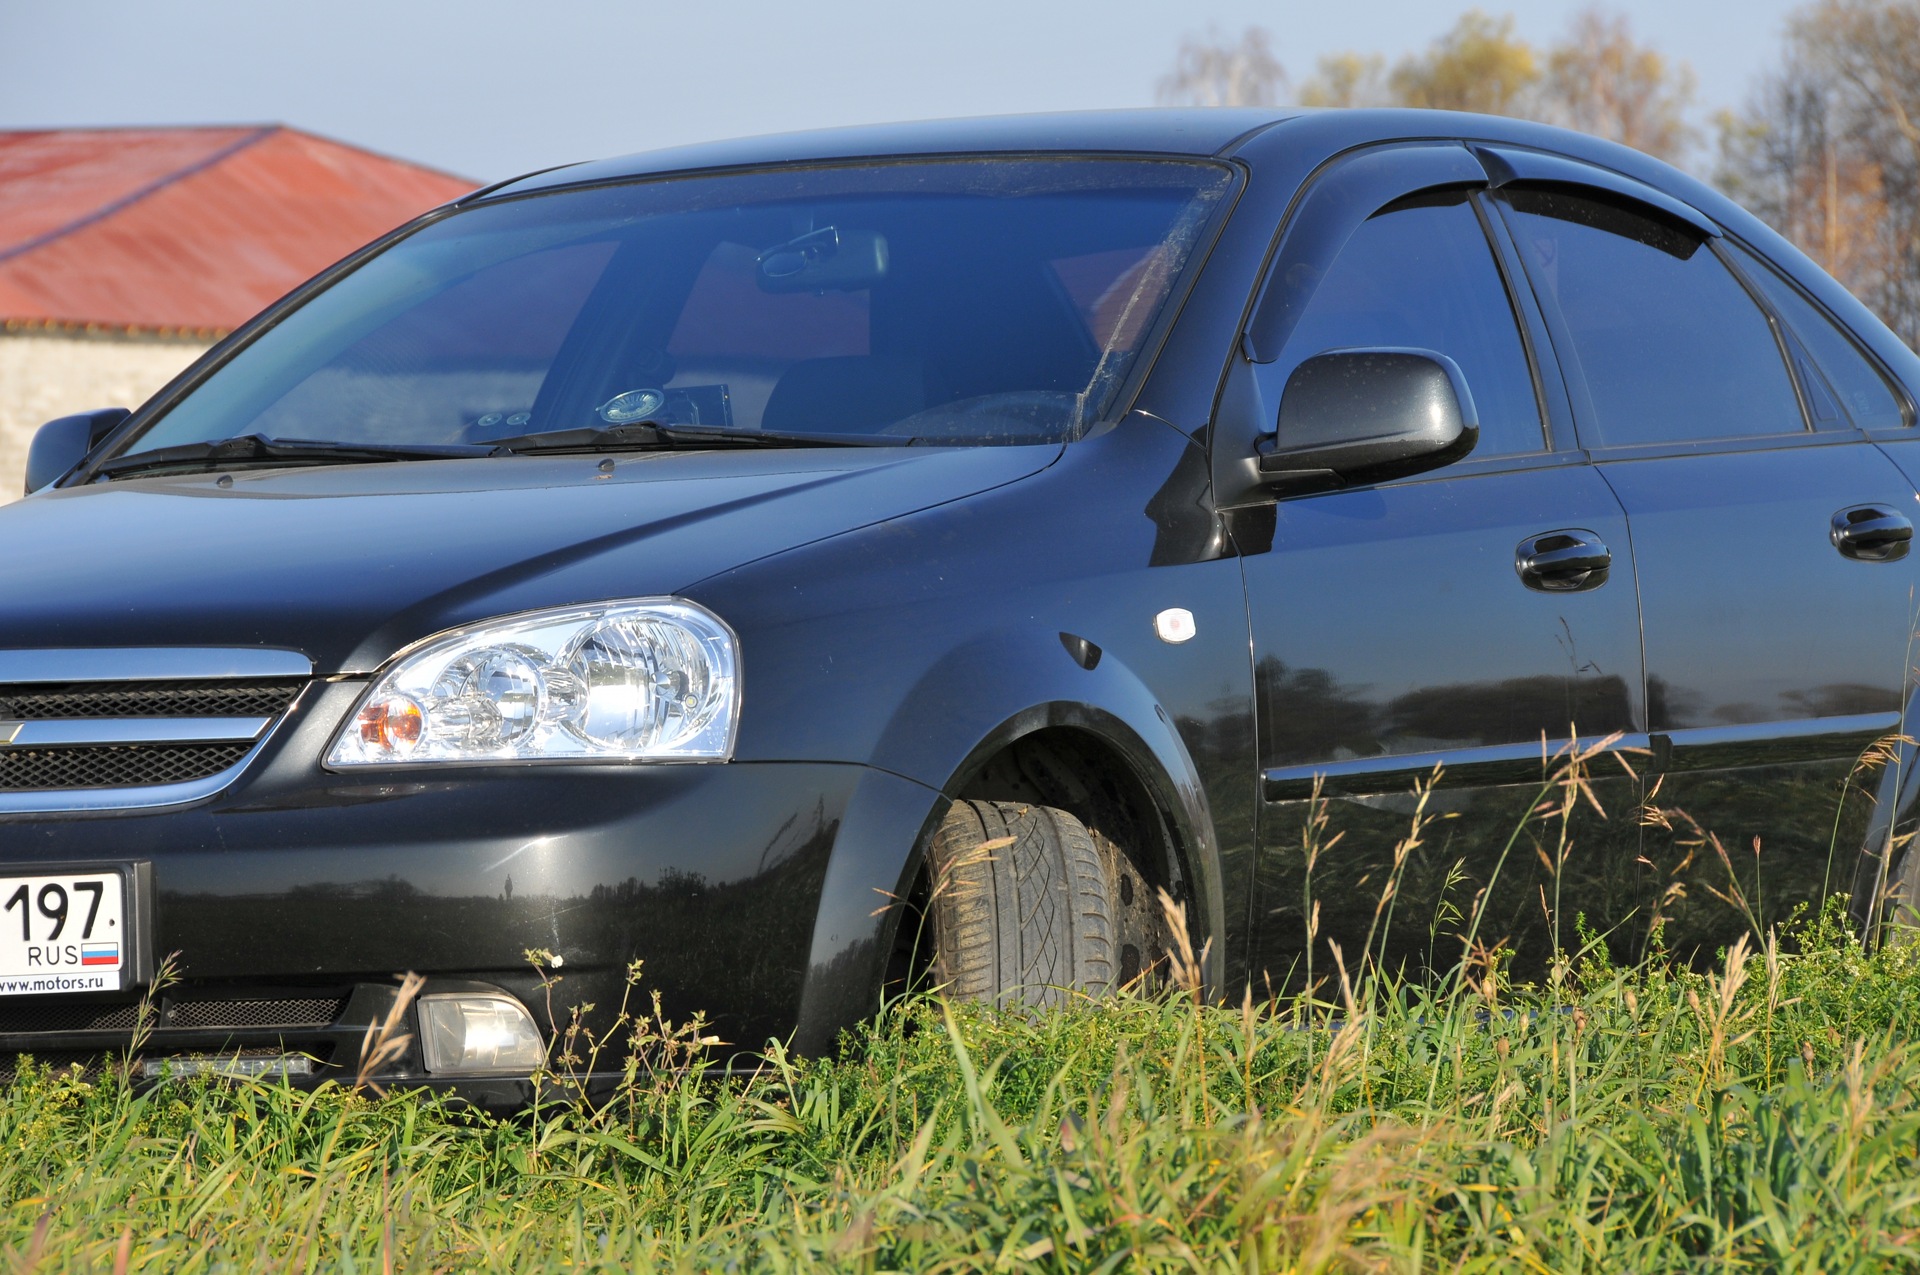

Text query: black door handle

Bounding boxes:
[1832,504,1913,562]
[1516,528,1611,592]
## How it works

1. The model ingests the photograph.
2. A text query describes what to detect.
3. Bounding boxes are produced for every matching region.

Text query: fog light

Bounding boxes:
[417,994,545,1074]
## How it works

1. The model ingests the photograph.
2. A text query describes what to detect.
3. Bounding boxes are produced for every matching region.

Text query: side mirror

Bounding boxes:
[24,408,130,495]
[1258,348,1478,490]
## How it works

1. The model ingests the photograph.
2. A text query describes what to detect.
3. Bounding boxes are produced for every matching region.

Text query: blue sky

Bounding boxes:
[0,1,1802,183]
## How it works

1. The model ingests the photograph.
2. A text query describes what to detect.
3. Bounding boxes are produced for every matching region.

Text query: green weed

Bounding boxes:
[0,893,1913,1271]
[7,742,1920,1270]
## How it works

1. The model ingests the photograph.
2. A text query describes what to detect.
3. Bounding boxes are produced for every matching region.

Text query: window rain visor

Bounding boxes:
[114,159,1234,460]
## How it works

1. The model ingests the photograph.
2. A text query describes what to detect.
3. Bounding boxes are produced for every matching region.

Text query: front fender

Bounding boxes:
[789,629,1231,1053]
[876,626,1224,962]
[687,424,1256,1049]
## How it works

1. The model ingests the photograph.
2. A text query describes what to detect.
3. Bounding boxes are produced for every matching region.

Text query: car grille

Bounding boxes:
[0,1001,144,1033]
[169,997,346,1029]
[0,680,303,720]
[0,665,307,796]
[0,990,349,1087]
[0,995,346,1034]
[0,742,257,790]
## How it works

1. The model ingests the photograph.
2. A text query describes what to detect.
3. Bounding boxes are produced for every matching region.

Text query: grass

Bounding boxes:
[9,748,1920,1270]
[1,902,1918,1270]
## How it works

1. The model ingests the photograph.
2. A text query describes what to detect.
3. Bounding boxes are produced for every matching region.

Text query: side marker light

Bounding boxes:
[1154,608,1197,644]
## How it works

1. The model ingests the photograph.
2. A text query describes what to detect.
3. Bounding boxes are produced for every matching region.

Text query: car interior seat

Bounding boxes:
[760,356,928,434]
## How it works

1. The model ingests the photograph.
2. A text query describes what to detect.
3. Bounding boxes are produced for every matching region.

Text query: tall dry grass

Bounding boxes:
[4,741,1920,1270]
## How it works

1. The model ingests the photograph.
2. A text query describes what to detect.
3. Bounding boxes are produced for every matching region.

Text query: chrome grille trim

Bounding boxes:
[0,651,312,813]
[0,648,312,684]
[2,717,271,747]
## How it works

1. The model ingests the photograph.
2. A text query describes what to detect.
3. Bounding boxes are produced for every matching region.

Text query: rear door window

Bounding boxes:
[1725,242,1910,432]
[1498,188,1806,447]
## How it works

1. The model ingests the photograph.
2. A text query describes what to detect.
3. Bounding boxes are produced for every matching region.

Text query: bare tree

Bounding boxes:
[1718,0,1920,345]
[1717,66,1893,295]
[1157,26,1288,109]
[1541,6,1697,162]
[1152,8,1700,167]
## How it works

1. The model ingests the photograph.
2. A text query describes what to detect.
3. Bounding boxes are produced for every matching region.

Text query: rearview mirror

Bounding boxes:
[24,407,130,495]
[756,225,889,293]
[1258,348,1477,490]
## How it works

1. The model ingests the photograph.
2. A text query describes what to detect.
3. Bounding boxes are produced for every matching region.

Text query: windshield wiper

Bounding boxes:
[94,424,904,480]
[94,434,497,480]
[486,422,905,453]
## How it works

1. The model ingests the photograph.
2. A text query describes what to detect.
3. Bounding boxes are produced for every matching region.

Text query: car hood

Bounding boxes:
[0,445,1059,673]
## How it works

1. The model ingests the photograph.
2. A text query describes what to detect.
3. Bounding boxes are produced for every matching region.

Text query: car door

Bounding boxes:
[1487,151,1920,962]
[1219,144,1648,991]
[1718,242,1920,922]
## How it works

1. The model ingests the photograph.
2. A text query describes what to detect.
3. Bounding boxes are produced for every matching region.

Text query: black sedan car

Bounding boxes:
[8,108,1920,1100]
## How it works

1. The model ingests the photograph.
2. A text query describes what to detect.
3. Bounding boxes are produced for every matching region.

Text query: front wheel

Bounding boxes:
[922,799,1168,1006]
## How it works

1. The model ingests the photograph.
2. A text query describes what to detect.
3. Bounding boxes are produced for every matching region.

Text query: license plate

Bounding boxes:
[0,871,131,994]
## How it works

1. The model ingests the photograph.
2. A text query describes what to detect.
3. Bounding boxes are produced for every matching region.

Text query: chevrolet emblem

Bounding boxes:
[0,722,20,745]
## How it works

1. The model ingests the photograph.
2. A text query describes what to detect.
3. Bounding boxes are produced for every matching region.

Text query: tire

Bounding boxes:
[1097,825,1172,991]
[924,798,1152,1006]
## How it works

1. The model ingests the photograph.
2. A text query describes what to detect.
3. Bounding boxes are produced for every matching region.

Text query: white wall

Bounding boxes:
[0,334,211,501]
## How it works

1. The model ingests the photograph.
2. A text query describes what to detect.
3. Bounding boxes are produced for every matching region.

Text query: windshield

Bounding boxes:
[114,158,1233,461]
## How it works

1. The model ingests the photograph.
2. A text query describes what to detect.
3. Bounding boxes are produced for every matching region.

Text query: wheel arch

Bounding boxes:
[790,699,1226,1052]
[937,705,1221,961]
[1853,696,1920,941]
[790,628,1232,1051]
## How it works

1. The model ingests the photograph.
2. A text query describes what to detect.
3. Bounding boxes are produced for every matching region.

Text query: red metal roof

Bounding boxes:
[0,126,474,336]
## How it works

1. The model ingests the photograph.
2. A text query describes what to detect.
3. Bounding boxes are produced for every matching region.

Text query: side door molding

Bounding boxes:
[1264,731,1651,801]
[1259,711,1900,802]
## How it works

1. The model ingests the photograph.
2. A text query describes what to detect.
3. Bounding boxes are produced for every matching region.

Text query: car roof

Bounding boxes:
[475,109,1298,200]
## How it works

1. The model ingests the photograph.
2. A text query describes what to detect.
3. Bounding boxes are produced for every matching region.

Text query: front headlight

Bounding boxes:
[326,599,738,767]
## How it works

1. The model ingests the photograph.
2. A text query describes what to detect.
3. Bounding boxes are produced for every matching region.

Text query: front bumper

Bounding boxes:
[0,682,941,1092]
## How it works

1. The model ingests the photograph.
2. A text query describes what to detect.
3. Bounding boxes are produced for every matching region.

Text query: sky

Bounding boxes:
[0,0,1805,185]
